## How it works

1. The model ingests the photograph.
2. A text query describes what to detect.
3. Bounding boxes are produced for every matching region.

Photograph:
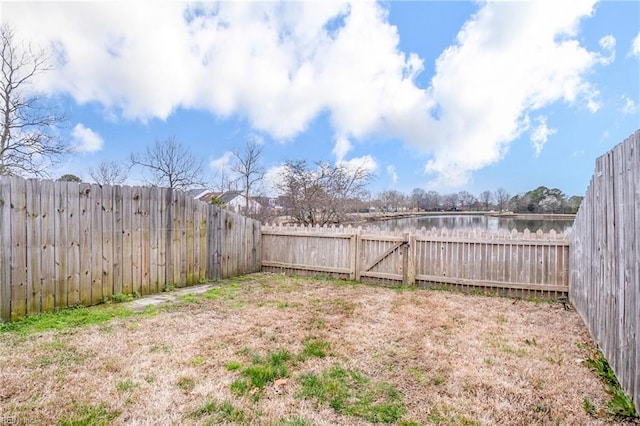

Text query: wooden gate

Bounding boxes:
[357,234,411,284]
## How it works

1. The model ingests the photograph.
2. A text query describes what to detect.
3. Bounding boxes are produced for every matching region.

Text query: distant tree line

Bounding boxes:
[353,186,581,216]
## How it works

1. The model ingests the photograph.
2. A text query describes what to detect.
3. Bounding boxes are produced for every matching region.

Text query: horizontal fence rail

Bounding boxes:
[0,177,261,321]
[262,224,569,298]
[570,129,640,410]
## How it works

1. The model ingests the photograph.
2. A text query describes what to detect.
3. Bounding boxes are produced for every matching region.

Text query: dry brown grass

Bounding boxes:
[0,273,623,425]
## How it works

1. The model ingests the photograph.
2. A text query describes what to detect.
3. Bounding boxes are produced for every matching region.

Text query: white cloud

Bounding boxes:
[621,95,638,115]
[210,151,233,172]
[597,35,615,65]
[332,137,353,162]
[71,123,103,153]
[631,33,640,58]
[339,155,378,175]
[599,35,615,51]
[530,116,557,157]
[263,164,288,197]
[386,165,398,186]
[4,0,608,187]
[423,0,602,186]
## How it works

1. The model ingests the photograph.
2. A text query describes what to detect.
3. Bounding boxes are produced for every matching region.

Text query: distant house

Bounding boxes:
[193,189,263,214]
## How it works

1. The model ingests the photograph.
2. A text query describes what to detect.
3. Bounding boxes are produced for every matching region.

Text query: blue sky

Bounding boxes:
[3,0,639,198]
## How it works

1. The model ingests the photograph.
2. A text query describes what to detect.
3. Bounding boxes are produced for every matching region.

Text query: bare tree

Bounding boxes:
[424,190,441,211]
[231,139,264,215]
[129,136,207,190]
[411,188,426,211]
[479,190,493,211]
[276,159,372,225]
[89,160,128,185]
[441,193,460,211]
[0,24,67,176]
[378,190,405,212]
[494,187,510,212]
[213,168,237,193]
[457,190,476,211]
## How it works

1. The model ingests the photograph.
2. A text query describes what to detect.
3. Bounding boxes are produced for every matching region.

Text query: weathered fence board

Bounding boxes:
[570,129,640,410]
[40,180,55,312]
[262,224,569,297]
[148,186,159,293]
[0,177,261,321]
[11,178,27,320]
[112,185,124,297]
[90,184,103,304]
[25,179,41,315]
[0,179,10,319]
[121,185,133,296]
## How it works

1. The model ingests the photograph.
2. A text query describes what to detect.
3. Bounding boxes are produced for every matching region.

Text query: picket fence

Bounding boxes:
[0,177,261,321]
[570,129,640,410]
[262,224,569,298]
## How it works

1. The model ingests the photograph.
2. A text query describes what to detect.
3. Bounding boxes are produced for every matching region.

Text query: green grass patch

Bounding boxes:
[300,337,331,360]
[107,292,139,303]
[0,304,133,335]
[230,379,250,396]
[59,402,120,426]
[226,361,242,371]
[297,365,406,423]
[581,344,638,419]
[180,294,201,304]
[190,398,247,424]
[406,366,428,384]
[229,349,291,397]
[203,282,243,301]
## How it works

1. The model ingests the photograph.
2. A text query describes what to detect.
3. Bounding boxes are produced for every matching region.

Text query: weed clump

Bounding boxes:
[580,343,638,420]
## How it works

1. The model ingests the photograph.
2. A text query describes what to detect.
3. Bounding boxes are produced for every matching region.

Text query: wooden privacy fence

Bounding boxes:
[262,224,569,297]
[0,177,261,321]
[570,129,640,410]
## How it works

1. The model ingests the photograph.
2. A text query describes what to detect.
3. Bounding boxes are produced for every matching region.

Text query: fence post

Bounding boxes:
[350,228,360,281]
[206,205,219,281]
[407,233,416,285]
[401,232,409,285]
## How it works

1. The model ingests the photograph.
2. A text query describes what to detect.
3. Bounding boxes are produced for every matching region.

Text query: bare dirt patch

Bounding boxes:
[0,273,623,425]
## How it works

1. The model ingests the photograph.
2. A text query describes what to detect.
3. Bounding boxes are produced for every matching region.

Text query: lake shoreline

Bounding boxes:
[348,211,575,224]
[345,212,574,233]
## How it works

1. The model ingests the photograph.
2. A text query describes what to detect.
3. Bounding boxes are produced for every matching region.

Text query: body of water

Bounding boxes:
[365,214,573,233]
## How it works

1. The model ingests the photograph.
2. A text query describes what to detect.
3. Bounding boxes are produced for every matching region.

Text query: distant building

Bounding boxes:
[192,189,263,214]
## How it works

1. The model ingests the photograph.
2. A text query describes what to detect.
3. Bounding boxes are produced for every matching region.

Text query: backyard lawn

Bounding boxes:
[0,273,627,425]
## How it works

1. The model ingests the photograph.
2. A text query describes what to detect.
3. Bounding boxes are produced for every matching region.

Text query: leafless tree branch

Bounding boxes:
[231,138,265,215]
[89,160,129,185]
[0,23,67,177]
[276,159,372,225]
[129,136,207,190]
